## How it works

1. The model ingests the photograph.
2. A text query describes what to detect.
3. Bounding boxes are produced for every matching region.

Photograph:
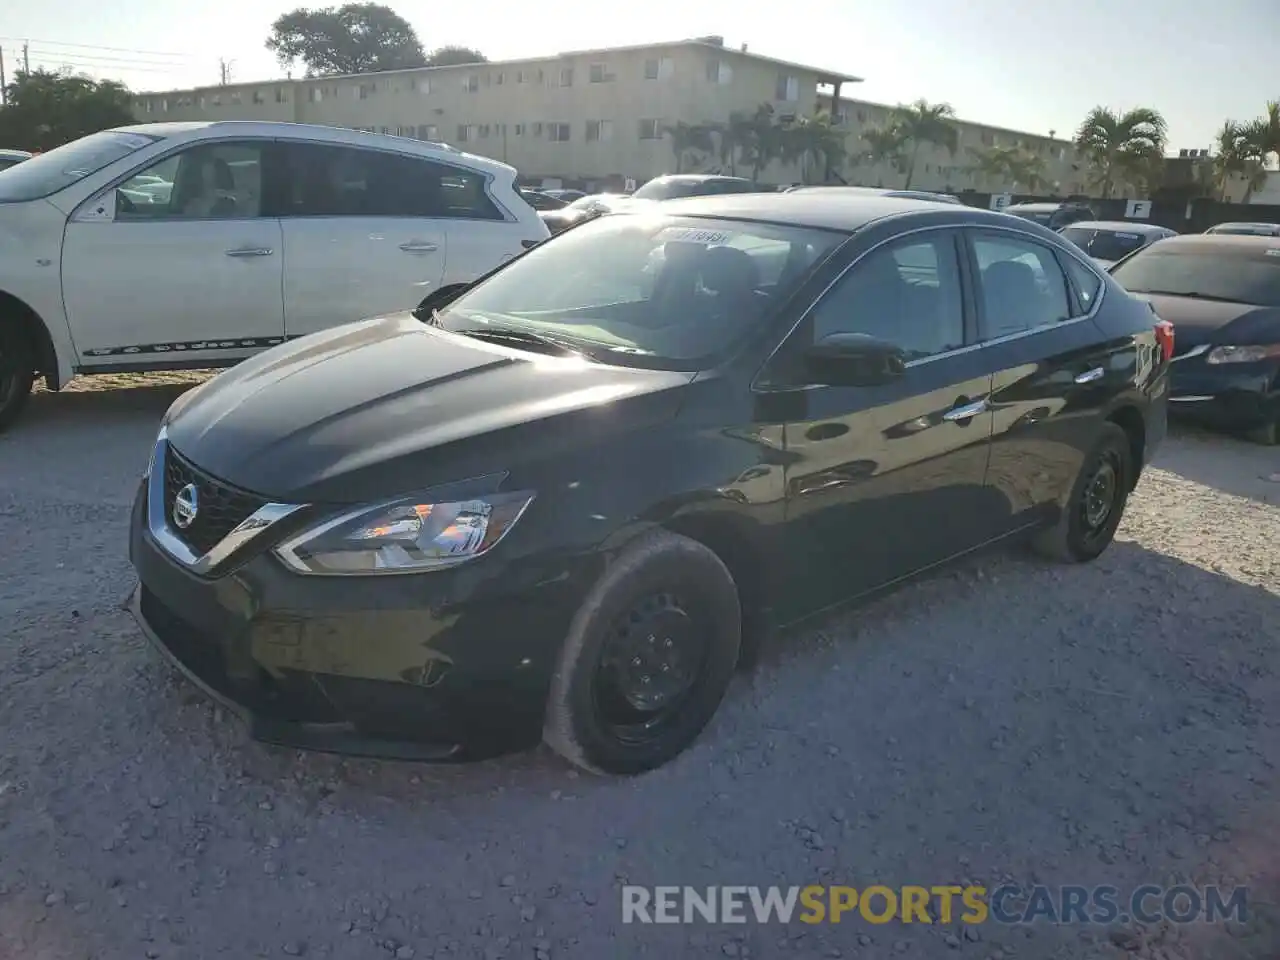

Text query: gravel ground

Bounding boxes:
[1,374,1278,960]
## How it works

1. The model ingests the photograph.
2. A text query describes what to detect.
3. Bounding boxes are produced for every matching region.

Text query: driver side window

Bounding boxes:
[971,233,1071,339]
[114,142,264,220]
[806,232,966,362]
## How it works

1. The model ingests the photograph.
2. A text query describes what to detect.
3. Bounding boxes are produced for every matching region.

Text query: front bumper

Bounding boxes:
[128,481,600,761]
[1168,355,1279,429]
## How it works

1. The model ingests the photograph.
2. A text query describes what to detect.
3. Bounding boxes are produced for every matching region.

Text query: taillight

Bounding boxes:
[1154,319,1175,363]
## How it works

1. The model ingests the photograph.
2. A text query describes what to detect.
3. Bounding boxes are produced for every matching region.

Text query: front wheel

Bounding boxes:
[1032,422,1134,563]
[543,530,741,775]
[0,324,35,433]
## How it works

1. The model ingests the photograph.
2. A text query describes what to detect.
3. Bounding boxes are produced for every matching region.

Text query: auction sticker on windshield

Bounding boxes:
[658,227,731,244]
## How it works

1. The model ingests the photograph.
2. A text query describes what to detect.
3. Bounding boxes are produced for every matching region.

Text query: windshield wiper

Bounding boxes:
[1132,289,1250,304]
[450,326,593,358]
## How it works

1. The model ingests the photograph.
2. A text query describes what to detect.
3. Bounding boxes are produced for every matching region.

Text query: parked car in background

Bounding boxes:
[1060,221,1178,269]
[519,188,568,211]
[1004,201,1096,231]
[541,188,587,203]
[630,174,761,200]
[1109,234,1280,444]
[0,121,548,430]
[129,191,1169,775]
[538,192,636,234]
[0,149,33,172]
[1205,221,1280,237]
[786,185,963,204]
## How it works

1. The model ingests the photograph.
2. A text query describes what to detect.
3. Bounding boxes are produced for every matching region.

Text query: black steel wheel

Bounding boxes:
[544,530,741,775]
[1033,422,1134,563]
[0,324,35,433]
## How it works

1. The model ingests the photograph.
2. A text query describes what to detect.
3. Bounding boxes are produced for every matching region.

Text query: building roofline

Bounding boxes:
[136,36,860,95]
[831,94,1074,146]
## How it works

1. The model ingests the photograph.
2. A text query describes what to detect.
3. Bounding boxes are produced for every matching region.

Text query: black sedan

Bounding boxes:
[128,193,1171,774]
[1110,233,1280,444]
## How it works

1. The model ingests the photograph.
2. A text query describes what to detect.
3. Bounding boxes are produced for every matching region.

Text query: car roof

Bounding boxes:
[1005,202,1087,212]
[650,192,1035,232]
[1209,221,1280,231]
[111,120,518,177]
[1066,221,1172,235]
[1140,233,1280,258]
[788,185,959,202]
[649,173,752,183]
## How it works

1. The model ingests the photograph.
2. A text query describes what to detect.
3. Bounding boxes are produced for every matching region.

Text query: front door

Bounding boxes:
[63,140,284,367]
[275,142,449,339]
[965,229,1119,532]
[763,228,998,620]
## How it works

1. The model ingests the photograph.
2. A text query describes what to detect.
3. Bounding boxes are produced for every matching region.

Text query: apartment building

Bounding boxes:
[132,35,1084,192]
[133,36,858,188]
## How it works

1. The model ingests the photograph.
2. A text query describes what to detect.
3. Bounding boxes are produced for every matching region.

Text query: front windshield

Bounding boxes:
[1111,249,1280,307]
[1061,227,1149,261]
[0,130,161,202]
[433,213,845,370]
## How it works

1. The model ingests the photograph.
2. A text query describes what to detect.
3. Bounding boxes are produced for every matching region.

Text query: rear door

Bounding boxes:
[964,228,1118,532]
[275,141,449,338]
[766,227,998,618]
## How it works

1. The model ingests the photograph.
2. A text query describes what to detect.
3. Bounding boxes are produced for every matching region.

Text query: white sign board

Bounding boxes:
[624,178,637,192]
[1125,199,1153,219]
[990,193,1013,211]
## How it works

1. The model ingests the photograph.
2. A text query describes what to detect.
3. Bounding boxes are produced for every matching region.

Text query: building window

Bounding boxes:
[211,94,222,107]
[160,99,169,112]
[589,63,615,83]
[638,118,662,140]
[275,88,287,103]
[550,123,571,142]
[516,70,525,84]
[532,122,544,137]
[252,90,265,104]
[379,126,389,135]
[463,75,479,93]
[644,58,660,80]
[514,123,525,136]
[414,77,431,94]
[586,120,614,142]
[706,59,732,84]
[478,124,491,139]
[309,88,323,103]
[456,124,472,142]
[981,131,994,146]
[397,125,413,137]
[775,74,799,101]
[230,92,242,105]
[558,66,574,87]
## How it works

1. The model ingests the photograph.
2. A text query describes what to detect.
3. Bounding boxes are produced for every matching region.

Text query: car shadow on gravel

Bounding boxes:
[18,379,202,430]
[1157,422,1280,504]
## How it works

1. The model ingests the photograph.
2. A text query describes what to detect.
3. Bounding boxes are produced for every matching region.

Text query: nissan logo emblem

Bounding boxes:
[172,483,199,530]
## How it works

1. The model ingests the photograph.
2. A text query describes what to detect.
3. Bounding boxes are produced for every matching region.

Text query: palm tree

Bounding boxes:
[715,112,754,177]
[861,125,907,182]
[968,144,1047,192]
[1073,106,1168,199]
[781,113,847,184]
[728,103,783,181]
[1211,121,1248,201]
[885,99,959,189]
[661,122,714,174]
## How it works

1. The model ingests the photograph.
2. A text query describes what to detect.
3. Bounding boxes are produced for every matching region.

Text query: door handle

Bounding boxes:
[1074,367,1105,384]
[399,241,439,253]
[225,247,273,257]
[942,397,988,423]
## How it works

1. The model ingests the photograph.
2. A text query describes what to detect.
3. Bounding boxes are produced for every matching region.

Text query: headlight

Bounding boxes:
[273,490,535,575]
[1206,344,1280,364]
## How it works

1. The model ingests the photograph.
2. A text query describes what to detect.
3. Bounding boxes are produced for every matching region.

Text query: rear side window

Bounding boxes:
[1061,254,1102,315]
[277,143,502,220]
[971,233,1072,339]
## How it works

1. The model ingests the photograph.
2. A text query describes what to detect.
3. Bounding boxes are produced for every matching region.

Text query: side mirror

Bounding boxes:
[803,333,907,387]
[414,281,471,319]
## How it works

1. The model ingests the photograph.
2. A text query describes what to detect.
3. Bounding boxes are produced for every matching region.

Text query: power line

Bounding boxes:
[0,36,194,60]
[23,46,198,69]
[21,55,193,75]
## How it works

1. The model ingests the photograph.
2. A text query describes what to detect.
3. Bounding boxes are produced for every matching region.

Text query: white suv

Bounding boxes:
[0,121,548,429]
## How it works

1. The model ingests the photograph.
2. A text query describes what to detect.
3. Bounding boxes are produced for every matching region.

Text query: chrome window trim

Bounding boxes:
[751,220,1108,392]
[146,426,305,574]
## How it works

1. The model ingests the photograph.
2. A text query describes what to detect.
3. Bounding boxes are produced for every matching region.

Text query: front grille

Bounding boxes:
[162,443,267,557]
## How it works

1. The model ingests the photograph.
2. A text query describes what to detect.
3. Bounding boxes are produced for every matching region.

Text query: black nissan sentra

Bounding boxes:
[129,193,1171,774]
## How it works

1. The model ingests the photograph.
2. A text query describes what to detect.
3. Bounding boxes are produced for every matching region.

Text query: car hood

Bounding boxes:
[1131,294,1280,349]
[164,313,694,503]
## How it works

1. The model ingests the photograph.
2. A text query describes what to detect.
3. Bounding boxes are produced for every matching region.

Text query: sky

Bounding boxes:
[2,0,1276,150]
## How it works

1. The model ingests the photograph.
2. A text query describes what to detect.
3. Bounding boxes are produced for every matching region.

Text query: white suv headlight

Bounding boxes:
[273,490,535,575]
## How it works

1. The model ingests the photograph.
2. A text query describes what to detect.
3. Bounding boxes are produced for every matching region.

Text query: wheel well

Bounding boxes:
[0,291,59,388]
[1107,405,1146,489]
[662,513,770,671]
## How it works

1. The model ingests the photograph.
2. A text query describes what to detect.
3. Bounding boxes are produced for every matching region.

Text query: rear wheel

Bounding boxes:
[1032,422,1133,563]
[0,323,35,432]
[543,530,741,775]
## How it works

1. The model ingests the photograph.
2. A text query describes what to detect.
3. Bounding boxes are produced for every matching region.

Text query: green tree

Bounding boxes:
[425,45,486,67]
[968,143,1048,192]
[860,124,908,181]
[1073,106,1167,199]
[661,121,715,174]
[885,99,958,189]
[780,113,846,184]
[714,112,755,176]
[0,69,134,151]
[266,3,425,76]
[733,104,784,181]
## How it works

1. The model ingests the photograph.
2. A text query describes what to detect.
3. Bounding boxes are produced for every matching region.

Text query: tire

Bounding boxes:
[0,323,35,433]
[543,529,741,775]
[1242,419,1278,446]
[1032,422,1134,563]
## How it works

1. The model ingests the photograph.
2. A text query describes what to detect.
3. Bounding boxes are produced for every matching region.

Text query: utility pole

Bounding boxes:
[1,48,7,105]
[22,42,29,74]
[218,58,235,86]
